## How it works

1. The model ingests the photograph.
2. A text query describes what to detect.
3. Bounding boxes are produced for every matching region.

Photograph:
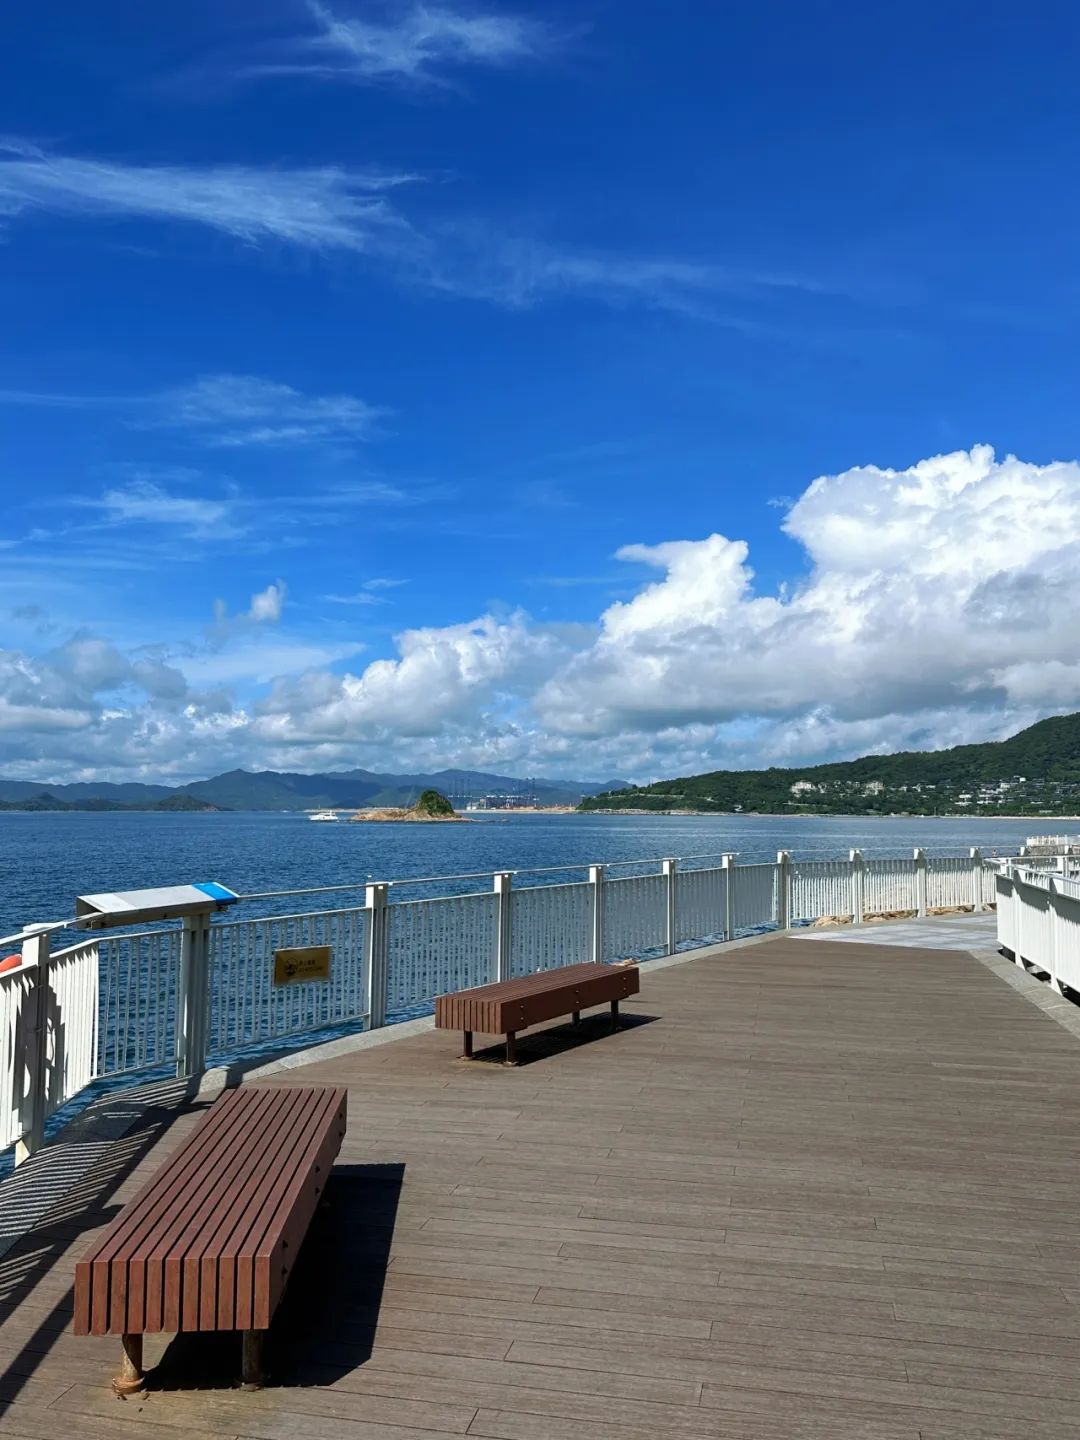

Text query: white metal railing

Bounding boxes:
[995,863,1080,992]
[208,906,369,1058]
[1,844,999,1165]
[0,927,99,1160]
[98,928,182,1077]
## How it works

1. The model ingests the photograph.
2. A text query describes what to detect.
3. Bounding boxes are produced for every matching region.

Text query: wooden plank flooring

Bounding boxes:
[4,933,1080,1439]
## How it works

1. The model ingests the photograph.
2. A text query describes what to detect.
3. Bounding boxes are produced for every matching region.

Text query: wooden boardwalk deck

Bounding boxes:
[4,931,1080,1439]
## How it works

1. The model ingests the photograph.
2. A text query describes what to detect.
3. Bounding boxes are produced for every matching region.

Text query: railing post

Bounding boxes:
[365,883,390,1030]
[1048,877,1063,994]
[914,848,927,917]
[849,849,864,925]
[970,848,983,912]
[776,851,791,931]
[721,854,736,941]
[663,859,678,955]
[176,914,211,1080]
[494,872,512,981]
[14,925,50,1167]
[589,865,605,964]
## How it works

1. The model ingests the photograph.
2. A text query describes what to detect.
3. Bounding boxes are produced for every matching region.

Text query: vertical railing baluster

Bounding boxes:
[776,851,791,931]
[721,854,735,940]
[970,848,984,912]
[849,849,864,925]
[14,925,50,1166]
[589,865,605,964]
[365,884,390,1029]
[494,872,512,982]
[663,859,677,955]
[914,848,927,917]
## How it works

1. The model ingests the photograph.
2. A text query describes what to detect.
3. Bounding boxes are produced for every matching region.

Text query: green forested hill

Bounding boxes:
[580,713,1080,816]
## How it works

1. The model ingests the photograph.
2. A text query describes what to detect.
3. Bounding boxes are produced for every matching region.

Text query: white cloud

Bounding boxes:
[156,374,384,447]
[213,582,288,632]
[5,446,1080,784]
[536,445,1080,744]
[0,372,386,456]
[0,144,417,251]
[180,638,362,688]
[297,1,552,86]
[247,582,286,624]
[89,480,233,537]
[405,230,811,316]
[252,612,557,742]
[324,577,408,605]
[0,141,822,319]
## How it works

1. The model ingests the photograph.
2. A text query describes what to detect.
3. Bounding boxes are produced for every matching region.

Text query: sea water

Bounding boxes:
[0,808,1042,938]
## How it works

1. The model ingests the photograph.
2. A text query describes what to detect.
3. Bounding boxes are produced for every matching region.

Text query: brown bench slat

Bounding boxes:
[121,1090,259,1335]
[158,1087,302,1335]
[232,1087,342,1331]
[251,1088,345,1329]
[434,962,640,1064]
[74,1084,346,1339]
[179,1088,325,1333]
[196,1088,329,1332]
[75,1086,260,1336]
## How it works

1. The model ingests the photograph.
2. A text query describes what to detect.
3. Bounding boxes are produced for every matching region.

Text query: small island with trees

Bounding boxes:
[350,789,469,823]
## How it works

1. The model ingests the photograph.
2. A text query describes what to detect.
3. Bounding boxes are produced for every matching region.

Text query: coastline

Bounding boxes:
[350,811,471,823]
[578,808,1080,820]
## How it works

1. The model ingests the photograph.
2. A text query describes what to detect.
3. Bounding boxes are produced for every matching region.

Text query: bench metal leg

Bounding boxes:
[113,1333,145,1396]
[505,1031,518,1066]
[571,1010,581,1026]
[241,1329,266,1390]
[611,999,620,1031]
[463,1030,473,1059]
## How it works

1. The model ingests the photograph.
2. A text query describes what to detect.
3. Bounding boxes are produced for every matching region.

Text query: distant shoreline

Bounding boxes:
[578,808,1080,821]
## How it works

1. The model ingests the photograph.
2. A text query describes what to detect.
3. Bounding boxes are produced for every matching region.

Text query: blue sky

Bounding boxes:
[2,1,1080,783]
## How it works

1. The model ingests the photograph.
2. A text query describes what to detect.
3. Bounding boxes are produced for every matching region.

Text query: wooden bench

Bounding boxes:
[74,1083,346,1393]
[435,961,640,1065]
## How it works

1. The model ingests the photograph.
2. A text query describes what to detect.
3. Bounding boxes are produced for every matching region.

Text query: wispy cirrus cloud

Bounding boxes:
[0,140,417,251]
[0,372,386,449]
[89,481,235,537]
[324,577,409,605]
[259,1,557,89]
[0,139,831,321]
[410,230,829,318]
[156,374,386,447]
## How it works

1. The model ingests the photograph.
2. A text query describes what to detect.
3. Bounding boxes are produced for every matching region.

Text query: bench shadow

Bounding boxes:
[148,1162,404,1391]
[467,1010,659,1068]
[0,1079,208,1406]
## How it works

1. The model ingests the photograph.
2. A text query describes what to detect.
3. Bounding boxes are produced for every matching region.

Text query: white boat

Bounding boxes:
[308,809,339,822]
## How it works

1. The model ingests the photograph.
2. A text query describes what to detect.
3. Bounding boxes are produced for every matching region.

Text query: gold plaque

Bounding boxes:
[273,945,332,986]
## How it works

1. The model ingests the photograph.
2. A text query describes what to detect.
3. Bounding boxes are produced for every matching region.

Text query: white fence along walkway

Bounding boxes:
[1,845,996,1165]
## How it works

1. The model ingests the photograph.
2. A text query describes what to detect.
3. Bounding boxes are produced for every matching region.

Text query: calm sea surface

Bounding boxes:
[0,809,1045,938]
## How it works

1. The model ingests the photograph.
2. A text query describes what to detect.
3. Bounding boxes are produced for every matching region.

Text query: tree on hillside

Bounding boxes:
[414,789,456,817]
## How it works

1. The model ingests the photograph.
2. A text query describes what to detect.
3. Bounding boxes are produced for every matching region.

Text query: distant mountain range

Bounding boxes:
[0,767,629,813]
[579,712,1080,816]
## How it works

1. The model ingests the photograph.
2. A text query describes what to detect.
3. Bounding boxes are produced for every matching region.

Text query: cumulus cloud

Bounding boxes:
[213,582,288,631]
[4,446,1080,783]
[0,637,189,749]
[253,612,558,743]
[536,445,1080,744]
[247,582,286,624]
